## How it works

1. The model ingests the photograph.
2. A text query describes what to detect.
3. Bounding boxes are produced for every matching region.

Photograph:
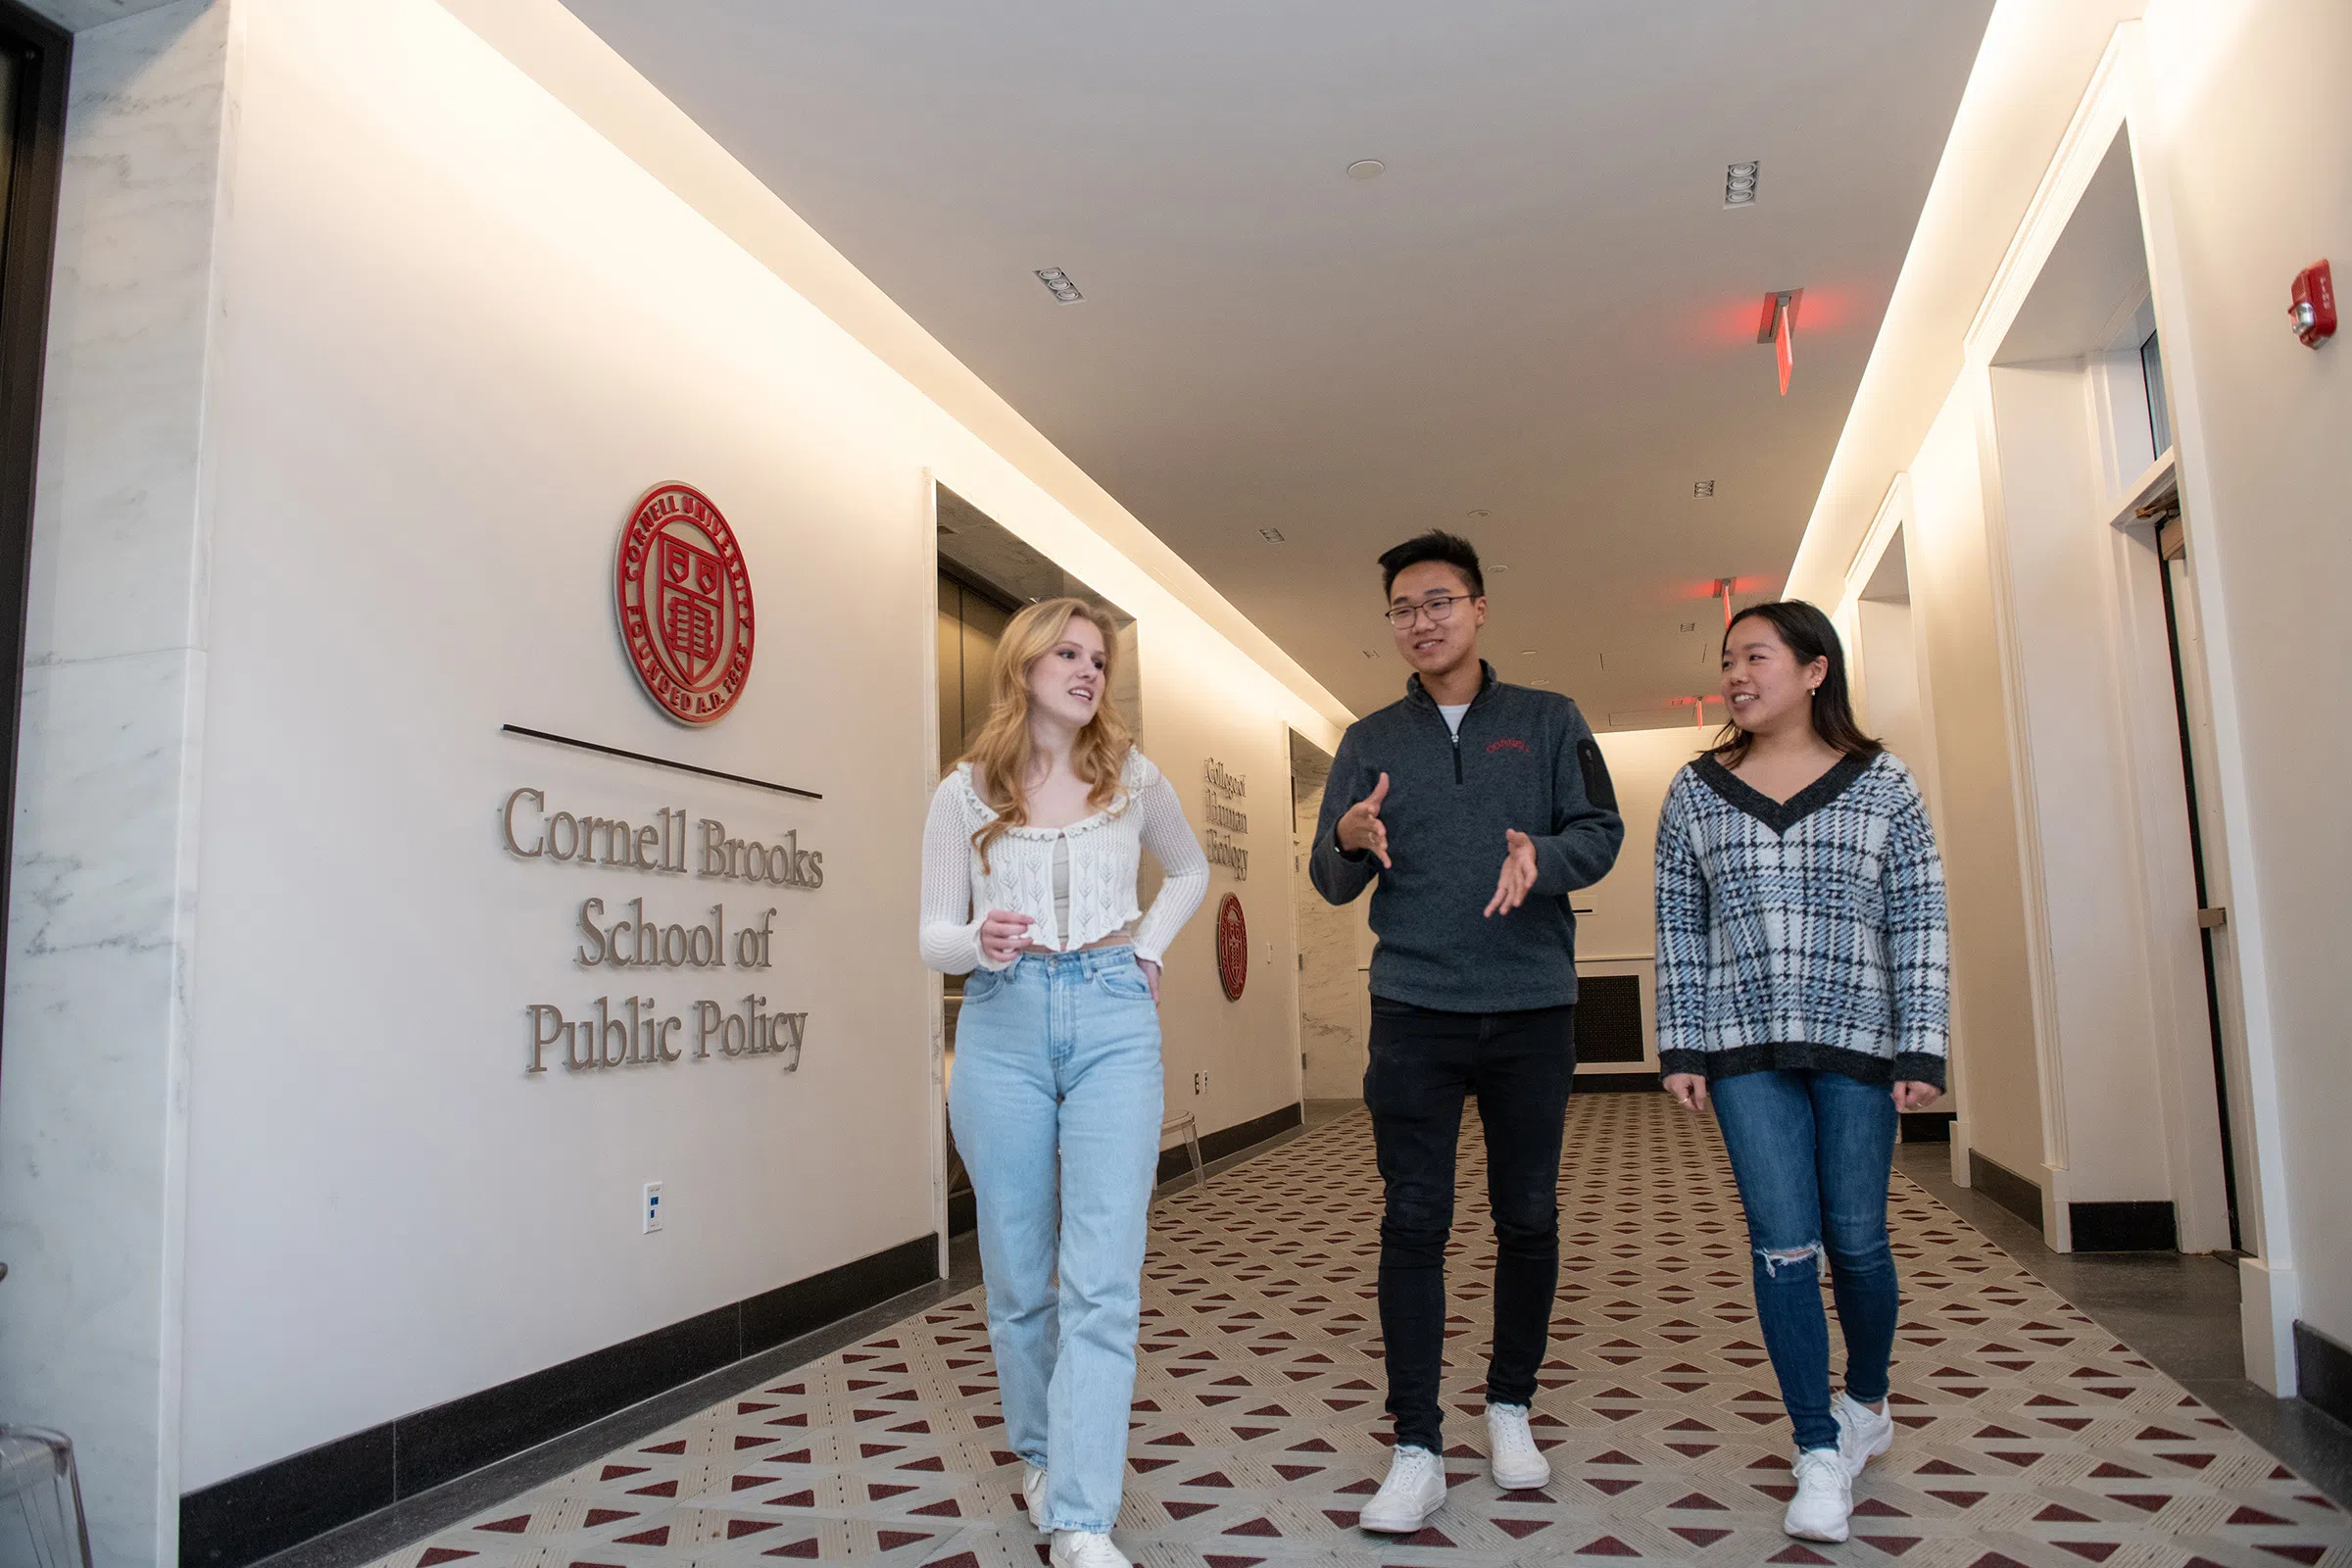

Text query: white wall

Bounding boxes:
[2136,0,2352,1359]
[1129,676,1307,1135]
[1,0,1342,1544]
[1982,362,2189,1228]
[1785,0,2351,1387]
[0,7,227,1563]
[1901,390,2045,1187]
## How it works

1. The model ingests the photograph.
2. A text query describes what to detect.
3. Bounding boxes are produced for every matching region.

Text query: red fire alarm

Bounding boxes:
[2288,260,2334,348]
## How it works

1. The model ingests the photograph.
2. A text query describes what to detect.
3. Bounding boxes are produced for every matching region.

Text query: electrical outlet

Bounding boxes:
[642,1181,663,1234]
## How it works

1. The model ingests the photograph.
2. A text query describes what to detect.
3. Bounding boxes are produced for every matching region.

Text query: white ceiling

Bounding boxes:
[559,0,1994,725]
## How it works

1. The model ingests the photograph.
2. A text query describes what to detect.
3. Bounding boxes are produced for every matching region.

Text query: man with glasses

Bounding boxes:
[1310,530,1624,1532]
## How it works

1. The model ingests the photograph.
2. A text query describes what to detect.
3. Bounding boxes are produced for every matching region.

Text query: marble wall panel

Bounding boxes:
[0,4,229,1566]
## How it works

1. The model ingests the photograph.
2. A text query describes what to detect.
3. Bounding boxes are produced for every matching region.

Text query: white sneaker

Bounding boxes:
[1485,1403,1551,1491]
[1784,1447,1853,1543]
[1050,1530,1131,1568]
[1021,1463,1048,1532]
[1359,1444,1447,1534]
[1833,1391,1893,1477]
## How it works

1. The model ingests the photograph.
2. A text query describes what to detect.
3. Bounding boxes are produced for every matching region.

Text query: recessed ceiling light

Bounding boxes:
[1693,479,1716,497]
[1362,650,1380,659]
[1466,508,1490,518]
[1034,267,1084,304]
[1519,649,1538,656]
[1724,161,1760,208]
[1258,526,1286,542]
[1490,564,1510,572]
[1347,159,1386,180]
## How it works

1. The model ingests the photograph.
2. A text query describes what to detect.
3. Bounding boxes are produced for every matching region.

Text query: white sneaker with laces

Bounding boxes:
[1358,1444,1447,1534]
[1833,1391,1893,1477]
[1485,1403,1551,1491]
[1049,1530,1131,1568]
[1021,1464,1048,1532]
[1784,1447,1853,1543]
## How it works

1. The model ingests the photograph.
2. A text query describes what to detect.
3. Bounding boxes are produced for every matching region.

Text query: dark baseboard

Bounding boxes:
[2069,1200,2178,1252]
[1969,1151,2045,1233]
[2294,1321,2352,1431]
[181,1236,937,1568]
[1899,1110,1956,1143]
[1157,1102,1304,1184]
[1575,1070,1660,1094]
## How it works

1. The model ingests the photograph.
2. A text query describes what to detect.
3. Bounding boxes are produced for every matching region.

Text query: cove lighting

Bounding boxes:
[1724,161,1760,208]
[1034,267,1084,304]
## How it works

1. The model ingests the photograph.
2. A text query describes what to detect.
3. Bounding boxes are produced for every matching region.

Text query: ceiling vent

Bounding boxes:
[1258,526,1286,542]
[1034,268,1084,304]
[1724,161,1760,208]
[1692,479,1716,498]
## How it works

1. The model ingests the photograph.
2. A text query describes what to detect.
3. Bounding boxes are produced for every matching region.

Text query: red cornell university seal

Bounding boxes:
[1215,893,1248,1003]
[615,483,756,724]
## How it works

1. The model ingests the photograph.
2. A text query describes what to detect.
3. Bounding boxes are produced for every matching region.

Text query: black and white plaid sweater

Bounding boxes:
[1653,750,1949,1089]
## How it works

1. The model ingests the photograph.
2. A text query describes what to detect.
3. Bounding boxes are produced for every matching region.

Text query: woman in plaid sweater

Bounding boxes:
[1654,601,1949,1545]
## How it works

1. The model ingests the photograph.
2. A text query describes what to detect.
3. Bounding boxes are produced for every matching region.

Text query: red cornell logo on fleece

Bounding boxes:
[1487,737,1530,755]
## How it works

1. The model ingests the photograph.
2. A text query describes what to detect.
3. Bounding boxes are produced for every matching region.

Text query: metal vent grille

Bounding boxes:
[1574,973,1646,1063]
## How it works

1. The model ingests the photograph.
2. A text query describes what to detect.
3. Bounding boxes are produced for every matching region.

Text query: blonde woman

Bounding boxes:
[919,598,1208,1568]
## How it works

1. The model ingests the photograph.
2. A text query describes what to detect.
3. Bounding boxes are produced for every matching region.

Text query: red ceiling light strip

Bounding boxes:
[1757,289,1802,395]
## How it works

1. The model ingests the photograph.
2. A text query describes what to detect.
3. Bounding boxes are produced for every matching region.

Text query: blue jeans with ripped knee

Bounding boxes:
[1710,1068,1899,1452]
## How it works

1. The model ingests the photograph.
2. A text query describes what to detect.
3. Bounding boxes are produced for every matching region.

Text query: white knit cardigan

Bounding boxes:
[919,751,1209,974]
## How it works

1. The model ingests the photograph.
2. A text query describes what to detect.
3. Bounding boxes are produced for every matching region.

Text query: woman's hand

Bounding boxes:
[1664,1072,1709,1111]
[1139,957,1162,1004]
[1892,1080,1942,1112]
[976,908,1034,966]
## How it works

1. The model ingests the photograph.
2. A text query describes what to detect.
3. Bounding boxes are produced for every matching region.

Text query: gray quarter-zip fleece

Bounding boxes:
[1310,662,1625,1012]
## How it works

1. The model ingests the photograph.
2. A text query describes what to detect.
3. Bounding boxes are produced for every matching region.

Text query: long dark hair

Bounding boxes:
[1704,599,1883,768]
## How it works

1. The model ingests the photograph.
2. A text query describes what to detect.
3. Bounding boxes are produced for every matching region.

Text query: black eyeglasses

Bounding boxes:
[1383,594,1471,629]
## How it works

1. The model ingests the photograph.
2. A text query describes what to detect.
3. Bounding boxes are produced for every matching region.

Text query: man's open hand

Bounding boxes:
[1484,828,1537,917]
[1337,772,1393,868]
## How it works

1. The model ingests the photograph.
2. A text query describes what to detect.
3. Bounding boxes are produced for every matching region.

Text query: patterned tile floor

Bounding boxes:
[370,1100,2350,1568]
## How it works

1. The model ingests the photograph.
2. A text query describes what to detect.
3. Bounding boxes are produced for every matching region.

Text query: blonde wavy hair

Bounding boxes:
[961,597,1133,869]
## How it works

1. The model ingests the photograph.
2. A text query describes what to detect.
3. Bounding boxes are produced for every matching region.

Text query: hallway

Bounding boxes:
[363,1100,2349,1568]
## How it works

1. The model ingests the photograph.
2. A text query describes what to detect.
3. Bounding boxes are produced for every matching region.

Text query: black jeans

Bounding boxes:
[1363,997,1577,1450]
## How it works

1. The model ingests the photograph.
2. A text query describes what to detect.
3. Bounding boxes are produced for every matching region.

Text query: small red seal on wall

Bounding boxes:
[1215,893,1248,1003]
[615,483,756,724]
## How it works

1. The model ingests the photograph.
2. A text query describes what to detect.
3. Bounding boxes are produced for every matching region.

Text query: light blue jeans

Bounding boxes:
[948,946,1163,1534]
